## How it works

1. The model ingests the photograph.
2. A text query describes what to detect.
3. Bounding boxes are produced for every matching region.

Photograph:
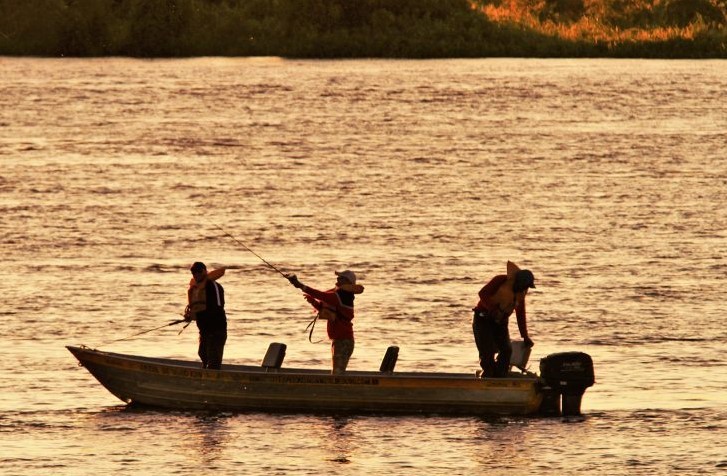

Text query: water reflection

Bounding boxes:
[181,413,232,463]
[321,416,356,464]
[89,407,233,466]
[470,417,532,469]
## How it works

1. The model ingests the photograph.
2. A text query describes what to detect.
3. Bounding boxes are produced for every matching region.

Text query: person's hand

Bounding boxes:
[523,336,534,348]
[287,274,303,289]
[304,294,317,306]
[183,305,193,322]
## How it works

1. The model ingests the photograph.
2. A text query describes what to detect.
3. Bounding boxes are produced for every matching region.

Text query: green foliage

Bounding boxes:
[0,0,724,58]
[0,0,66,55]
[125,0,194,56]
[663,0,726,27]
[58,0,118,55]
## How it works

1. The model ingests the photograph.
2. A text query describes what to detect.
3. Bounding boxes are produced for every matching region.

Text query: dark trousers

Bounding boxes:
[198,329,227,370]
[472,310,512,378]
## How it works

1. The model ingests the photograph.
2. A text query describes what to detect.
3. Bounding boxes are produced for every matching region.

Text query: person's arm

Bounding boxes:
[287,274,338,308]
[299,284,321,300]
[184,287,194,320]
[207,268,225,281]
[304,294,322,311]
[515,299,534,347]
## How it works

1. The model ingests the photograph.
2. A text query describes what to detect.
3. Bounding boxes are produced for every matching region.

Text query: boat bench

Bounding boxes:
[380,346,399,373]
[261,342,286,371]
[261,343,399,374]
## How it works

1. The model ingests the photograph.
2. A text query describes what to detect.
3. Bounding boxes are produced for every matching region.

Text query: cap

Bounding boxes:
[514,269,535,292]
[190,262,207,274]
[335,270,357,285]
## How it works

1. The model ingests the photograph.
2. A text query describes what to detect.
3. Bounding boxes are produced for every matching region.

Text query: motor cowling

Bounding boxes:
[539,352,595,416]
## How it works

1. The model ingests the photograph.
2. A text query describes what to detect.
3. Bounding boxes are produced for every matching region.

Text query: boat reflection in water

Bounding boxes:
[67,343,594,417]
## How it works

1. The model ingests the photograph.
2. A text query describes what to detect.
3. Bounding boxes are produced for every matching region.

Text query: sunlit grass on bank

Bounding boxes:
[476,1,726,57]
[480,3,704,41]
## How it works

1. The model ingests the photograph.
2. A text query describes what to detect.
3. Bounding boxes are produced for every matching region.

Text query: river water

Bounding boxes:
[1,57,725,475]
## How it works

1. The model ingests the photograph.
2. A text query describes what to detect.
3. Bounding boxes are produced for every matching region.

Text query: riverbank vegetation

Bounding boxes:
[0,0,724,58]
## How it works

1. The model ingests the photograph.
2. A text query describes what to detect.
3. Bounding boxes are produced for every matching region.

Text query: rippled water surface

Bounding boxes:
[1,57,726,475]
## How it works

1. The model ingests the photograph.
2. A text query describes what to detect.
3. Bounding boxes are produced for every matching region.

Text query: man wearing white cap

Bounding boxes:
[288,270,364,374]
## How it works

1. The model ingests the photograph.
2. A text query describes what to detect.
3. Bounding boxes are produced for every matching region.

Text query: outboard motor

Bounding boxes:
[538,352,595,416]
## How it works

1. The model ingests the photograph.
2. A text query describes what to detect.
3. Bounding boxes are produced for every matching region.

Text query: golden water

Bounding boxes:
[1,57,725,475]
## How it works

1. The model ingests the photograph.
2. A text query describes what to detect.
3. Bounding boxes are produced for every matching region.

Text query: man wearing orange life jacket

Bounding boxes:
[287,270,364,374]
[185,262,227,370]
[472,261,536,378]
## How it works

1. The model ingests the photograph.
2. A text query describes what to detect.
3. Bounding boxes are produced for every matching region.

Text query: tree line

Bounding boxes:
[0,0,724,58]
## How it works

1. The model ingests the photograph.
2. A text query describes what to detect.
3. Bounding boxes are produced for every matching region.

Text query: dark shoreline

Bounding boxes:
[1,0,725,59]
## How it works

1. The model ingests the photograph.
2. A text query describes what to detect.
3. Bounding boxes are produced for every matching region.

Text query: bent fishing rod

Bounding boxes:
[211,223,325,343]
[211,223,289,279]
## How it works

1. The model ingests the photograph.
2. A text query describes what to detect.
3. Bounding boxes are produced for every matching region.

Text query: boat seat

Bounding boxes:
[261,342,286,371]
[379,346,399,373]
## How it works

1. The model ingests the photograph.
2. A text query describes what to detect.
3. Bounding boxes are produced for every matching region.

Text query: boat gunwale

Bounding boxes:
[66,345,541,383]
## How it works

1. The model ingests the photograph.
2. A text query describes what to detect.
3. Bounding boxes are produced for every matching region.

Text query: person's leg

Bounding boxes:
[473,311,496,377]
[198,333,208,368]
[493,322,512,377]
[331,339,354,374]
[206,330,227,370]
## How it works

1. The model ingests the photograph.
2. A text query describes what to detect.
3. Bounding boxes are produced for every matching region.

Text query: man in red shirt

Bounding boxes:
[288,270,364,374]
[473,261,536,378]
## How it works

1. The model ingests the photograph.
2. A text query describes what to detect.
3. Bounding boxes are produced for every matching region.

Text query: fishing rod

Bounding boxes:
[211,223,289,279]
[178,320,193,335]
[95,318,186,347]
[210,223,324,343]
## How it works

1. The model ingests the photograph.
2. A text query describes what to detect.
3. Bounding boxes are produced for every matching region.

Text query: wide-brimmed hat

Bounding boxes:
[335,270,357,285]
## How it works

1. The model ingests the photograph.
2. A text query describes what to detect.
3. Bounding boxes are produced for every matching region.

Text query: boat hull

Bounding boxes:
[67,346,544,416]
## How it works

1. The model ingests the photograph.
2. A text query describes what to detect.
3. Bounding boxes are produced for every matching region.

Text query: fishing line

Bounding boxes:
[94,318,186,348]
[211,223,288,279]
[210,223,327,343]
[305,313,324,344]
